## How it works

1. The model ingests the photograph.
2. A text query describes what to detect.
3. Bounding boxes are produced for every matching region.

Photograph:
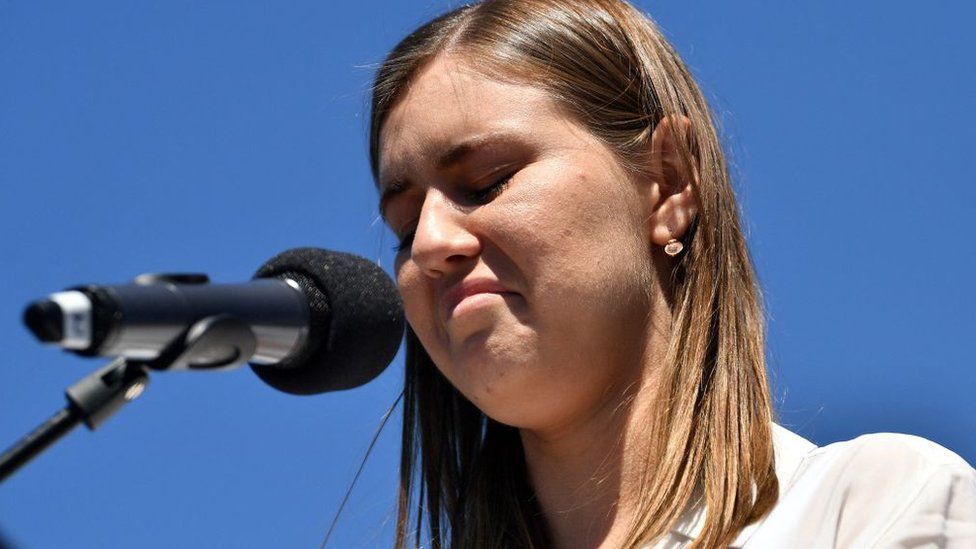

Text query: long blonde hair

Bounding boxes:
[369,1,777,546]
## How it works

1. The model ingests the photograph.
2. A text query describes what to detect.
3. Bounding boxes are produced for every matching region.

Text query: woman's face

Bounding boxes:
[379,57,662,431]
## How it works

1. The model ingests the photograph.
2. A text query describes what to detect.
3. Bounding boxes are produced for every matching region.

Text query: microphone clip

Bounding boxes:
[138,314,257,372]
[1,314,257,483]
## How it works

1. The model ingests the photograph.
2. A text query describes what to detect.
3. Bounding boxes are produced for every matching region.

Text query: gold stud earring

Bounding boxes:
[664,238,684,256]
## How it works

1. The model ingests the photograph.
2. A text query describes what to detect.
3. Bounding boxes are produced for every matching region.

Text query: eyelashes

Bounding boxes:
[465,171,514,205]
[394,231,415,253]
[392,172,516,254]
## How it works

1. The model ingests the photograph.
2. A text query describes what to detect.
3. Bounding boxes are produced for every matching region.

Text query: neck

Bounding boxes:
[520,344,666,549]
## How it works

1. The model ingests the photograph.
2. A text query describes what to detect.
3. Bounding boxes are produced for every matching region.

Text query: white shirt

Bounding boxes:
[655,425,976,548]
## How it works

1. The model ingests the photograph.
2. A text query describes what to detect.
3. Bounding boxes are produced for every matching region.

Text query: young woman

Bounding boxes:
[369,0,976,547]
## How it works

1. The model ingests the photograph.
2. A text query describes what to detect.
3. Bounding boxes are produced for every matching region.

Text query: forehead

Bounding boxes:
[377,56,562,184]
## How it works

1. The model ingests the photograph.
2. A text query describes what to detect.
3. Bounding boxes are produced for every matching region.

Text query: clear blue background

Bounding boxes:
[1,1,973,547]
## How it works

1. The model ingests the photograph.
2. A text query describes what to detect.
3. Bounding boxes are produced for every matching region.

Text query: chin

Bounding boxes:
[467,382,554,429]
[456,363,593,432]
[443,332,554,428]
[474,385,588,432]
[431,322,595,430]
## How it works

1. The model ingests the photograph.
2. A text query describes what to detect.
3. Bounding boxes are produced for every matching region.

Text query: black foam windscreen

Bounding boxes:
[250,248,404,395]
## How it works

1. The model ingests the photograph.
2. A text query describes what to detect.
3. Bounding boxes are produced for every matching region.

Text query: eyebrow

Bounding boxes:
[378,131,521,220]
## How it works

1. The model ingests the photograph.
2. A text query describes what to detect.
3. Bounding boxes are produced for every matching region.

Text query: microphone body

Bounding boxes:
[23,248,405,395]
[39,279,309,366]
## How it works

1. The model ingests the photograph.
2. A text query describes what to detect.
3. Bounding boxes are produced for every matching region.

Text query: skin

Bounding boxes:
[378,56,697,548]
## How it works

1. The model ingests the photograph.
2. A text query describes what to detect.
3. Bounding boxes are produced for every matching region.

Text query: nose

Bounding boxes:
[410,190,481,278]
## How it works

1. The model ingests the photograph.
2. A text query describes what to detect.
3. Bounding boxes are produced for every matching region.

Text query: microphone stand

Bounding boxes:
[0,315,256,484]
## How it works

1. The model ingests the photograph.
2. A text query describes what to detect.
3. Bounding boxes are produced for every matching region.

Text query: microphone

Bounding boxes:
[22,248,405,395]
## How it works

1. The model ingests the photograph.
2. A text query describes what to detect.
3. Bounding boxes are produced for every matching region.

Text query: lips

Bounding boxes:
[442,278,517,319]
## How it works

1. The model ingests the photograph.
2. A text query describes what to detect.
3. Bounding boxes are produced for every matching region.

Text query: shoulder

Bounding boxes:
[796,430,974,495]
[810,430,972,471]
[741,427,976,547]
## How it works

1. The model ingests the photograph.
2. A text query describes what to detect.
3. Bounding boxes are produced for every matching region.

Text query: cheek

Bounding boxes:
[395,261,482,386]
[498,168,648,285]
[395,263,438,342]
[492,168,653,361]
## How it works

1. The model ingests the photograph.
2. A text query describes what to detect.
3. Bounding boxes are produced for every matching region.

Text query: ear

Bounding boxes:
[643,116,699,247]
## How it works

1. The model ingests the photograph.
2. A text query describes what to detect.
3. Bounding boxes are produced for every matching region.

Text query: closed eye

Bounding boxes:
[391,170,518,255]
[464,171,516,205]
[393,229,415,253]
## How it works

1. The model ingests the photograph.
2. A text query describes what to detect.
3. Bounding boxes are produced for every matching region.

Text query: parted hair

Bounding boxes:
[369,1,777,547]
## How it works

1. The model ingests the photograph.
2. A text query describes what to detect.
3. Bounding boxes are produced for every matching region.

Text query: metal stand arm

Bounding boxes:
[0,315,255,484]
[0,358,148,483]
[0,407,82,483]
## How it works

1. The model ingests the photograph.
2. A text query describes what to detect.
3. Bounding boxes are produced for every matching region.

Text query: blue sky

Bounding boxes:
[1,1,973,547]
